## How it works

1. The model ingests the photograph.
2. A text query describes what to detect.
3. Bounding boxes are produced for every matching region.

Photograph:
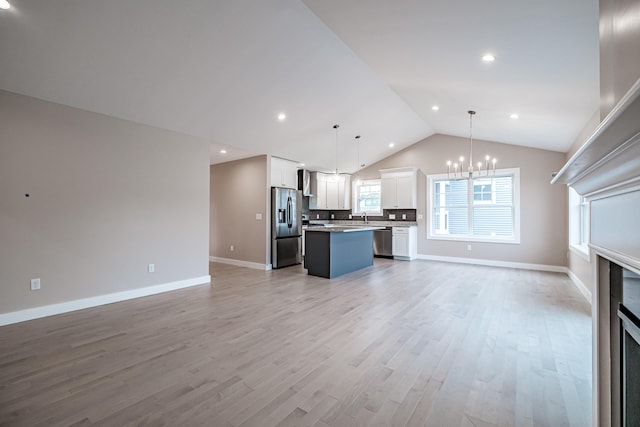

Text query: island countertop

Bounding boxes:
[305,225,386,233]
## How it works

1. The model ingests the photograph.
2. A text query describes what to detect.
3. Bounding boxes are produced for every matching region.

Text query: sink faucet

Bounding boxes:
[363,212,368,224]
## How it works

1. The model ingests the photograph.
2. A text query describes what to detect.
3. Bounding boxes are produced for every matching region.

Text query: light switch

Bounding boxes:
[255,213,262,220]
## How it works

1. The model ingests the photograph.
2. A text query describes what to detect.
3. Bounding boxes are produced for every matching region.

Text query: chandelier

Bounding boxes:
[447,110,497,179]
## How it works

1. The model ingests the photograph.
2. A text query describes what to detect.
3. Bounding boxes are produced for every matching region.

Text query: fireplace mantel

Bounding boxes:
[552,77,640,198]
[555,77,640,427]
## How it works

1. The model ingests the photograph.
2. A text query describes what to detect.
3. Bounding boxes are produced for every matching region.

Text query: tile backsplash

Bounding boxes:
[308,208,416,222]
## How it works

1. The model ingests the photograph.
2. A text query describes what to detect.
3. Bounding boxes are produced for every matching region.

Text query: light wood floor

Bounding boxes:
[0,259,592,426]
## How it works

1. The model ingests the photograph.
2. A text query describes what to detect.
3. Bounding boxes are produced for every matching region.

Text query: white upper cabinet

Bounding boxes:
[380,167,418,209]
[271,157,298,189]
[309,172,351,210]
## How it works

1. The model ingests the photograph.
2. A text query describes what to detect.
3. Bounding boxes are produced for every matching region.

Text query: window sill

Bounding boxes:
[569,243,591,262]
[427,234,520,245]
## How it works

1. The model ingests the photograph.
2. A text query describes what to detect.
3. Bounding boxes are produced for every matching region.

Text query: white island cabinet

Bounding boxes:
[380,167,418,209]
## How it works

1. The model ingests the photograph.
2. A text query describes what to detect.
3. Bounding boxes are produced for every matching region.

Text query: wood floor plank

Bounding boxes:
[0,259,592,426]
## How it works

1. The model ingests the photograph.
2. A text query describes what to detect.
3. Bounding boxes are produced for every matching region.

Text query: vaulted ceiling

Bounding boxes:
[0,0,599,173]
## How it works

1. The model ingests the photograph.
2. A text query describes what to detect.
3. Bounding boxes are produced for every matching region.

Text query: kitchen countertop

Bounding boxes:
[305,225,386,233]
[308,220,418,227]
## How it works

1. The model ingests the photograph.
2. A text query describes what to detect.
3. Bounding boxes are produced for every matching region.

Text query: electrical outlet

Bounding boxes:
[418,214,423,220]
[389,214,396,220]
[402,214,407,220]
[230,245,234,252]
[255,213,262,220]
[30,278,41,291]
[349,214,352,219]
[467,245,472,251]
[331,214,335,219]
[316,214,319,219]
[148,264,155,273]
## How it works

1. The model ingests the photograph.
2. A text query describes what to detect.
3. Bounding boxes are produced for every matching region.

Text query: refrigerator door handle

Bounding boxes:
[287,197,292,228]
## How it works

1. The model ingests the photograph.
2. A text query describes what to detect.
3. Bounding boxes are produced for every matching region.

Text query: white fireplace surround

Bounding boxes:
[553,77,640,427]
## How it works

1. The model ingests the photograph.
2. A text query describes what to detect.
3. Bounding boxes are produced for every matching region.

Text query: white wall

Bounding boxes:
[0,91,210,318]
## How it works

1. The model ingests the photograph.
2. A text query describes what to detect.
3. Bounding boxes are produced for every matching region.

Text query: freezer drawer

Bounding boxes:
[272,236,302,269]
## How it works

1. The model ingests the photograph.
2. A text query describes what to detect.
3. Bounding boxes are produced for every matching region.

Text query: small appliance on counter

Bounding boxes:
[271,187,302,268]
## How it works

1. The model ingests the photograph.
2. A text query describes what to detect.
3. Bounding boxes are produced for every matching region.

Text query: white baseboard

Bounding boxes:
[415,254,568,273]
[209,256,271,271]
[0,275,211,327]
[567,270,593,305]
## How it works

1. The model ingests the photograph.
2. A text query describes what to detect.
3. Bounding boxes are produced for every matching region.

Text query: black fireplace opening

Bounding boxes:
[616,267,640,426]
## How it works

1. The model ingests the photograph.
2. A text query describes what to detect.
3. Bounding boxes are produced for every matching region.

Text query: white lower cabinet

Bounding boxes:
[392,226,417,260]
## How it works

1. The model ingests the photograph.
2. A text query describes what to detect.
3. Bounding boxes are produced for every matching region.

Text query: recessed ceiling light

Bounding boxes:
[277,113,286,121]
[299,163,305,167]
[220,149,227,154]
[0,0,11,9]
[389,143,395,148]
[482,54,496,62]
[432,105,440,111]
[510,113,519,119]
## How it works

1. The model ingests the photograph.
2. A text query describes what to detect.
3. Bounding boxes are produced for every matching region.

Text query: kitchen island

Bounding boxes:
[304,225,385,278]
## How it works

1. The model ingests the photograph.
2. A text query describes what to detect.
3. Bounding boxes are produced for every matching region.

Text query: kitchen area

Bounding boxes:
[270,156,419,278]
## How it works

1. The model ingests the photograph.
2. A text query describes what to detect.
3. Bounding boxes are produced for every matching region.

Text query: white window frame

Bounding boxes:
[569,187,590,261]
[427,168,521,244]
[352,179,382,215]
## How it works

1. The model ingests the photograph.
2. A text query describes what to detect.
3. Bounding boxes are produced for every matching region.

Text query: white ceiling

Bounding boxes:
[0,0,599,173]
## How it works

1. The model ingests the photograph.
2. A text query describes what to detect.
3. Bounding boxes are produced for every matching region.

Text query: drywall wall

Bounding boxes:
[357,134,568,267]
[599,0,640,118]
[210,156,268,266]
[0,90,210,315]
[566,111,600,296]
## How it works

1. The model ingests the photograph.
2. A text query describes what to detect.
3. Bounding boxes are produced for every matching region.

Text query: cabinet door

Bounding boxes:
[282,161,298,189]
[271,158,284,187]
[316,177,327,209]
[326,179,339,209]
[381,176,397,209]
[337,175,351,209]
[395,174,415,208]
[392,234,409,257]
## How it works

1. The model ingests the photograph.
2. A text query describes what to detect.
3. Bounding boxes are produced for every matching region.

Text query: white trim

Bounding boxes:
[415,253,567,273]
[569,243,591,262]
[209,256,271,271]
[427,167,521,244]
[0,275,211,327]
[567,269,593,305]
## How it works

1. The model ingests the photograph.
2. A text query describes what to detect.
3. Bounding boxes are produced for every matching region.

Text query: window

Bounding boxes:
[569,187,590,259]
[428,168,520,243]
[352,179,381,214]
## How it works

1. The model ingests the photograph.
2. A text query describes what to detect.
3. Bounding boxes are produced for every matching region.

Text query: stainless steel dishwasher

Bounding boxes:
[373,227,393,257]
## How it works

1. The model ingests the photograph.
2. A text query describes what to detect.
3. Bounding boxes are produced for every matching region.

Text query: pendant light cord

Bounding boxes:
[333,124,339,175]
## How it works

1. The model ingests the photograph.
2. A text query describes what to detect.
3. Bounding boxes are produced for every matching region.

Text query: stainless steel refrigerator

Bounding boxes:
[271,187,302,269]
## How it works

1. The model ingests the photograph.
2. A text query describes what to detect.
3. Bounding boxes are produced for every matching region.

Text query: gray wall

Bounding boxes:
[599,0,640,118]
[0,90,210,314]
[210,156,268,265]
[567,110,600,294]
[358,134,568,267]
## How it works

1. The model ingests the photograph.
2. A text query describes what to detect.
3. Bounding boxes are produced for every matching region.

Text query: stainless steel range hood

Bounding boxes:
[297,169,314,196]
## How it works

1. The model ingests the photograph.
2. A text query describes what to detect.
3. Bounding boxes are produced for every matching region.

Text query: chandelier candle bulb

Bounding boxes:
[492,158,497,173]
